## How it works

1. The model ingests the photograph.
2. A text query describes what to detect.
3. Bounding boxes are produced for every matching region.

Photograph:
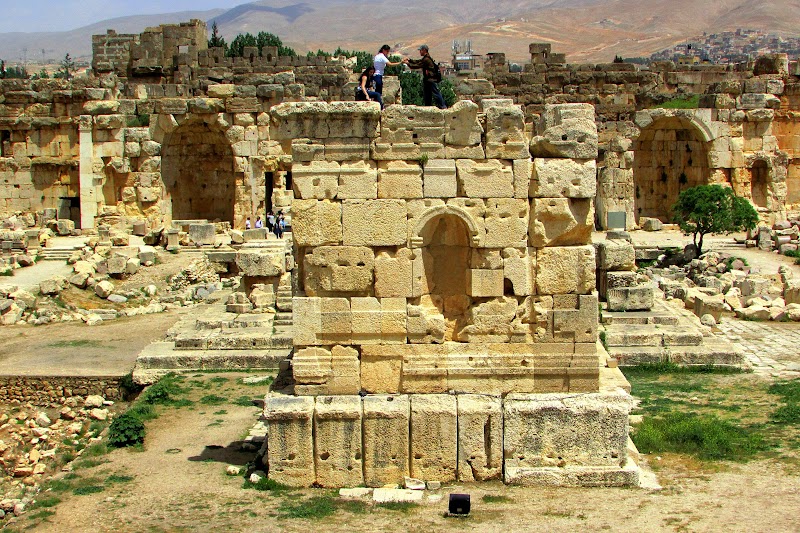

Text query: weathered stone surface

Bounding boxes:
[342,200,406,246]
[314,396,363,487]
[265,395,315,487]
[304,246,374,295]
[530,198,593,247]
[362,395,410,487]
[530,158,596,199]
[536,246,596,295]
[236,250,285,277]
[457,395,503,481]
[410,395,457,482]
[292,200,342,247]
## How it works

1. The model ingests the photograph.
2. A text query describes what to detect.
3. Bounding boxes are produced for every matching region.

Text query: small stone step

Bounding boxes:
[610,343,744,367]
[601,311,678,326]
[604,325,703,347]
[132,342,291,385]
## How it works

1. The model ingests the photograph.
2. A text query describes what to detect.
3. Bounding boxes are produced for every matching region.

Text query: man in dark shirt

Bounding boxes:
[407,44,447,109]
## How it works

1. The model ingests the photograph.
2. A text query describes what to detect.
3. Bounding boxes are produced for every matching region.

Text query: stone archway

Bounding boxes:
[633,116,711,222]
[161,121,236,222]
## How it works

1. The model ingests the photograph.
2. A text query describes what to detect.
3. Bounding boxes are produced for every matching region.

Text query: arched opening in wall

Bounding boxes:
[633,117,709,222]
[750,160,769,209]
[418,213,472,340]
[0,131,10,157]
[161,122,235,222]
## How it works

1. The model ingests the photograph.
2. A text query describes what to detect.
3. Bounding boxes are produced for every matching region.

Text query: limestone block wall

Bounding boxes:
[287,100,600,398]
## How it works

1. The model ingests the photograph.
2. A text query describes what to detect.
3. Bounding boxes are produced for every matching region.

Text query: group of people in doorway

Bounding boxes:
[355,44,447,110]
[245,210,286,239]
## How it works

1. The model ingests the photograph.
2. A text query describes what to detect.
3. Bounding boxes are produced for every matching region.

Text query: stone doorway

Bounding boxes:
[161,121,236,222]
[750,160,769,209]
[633,117,710,222]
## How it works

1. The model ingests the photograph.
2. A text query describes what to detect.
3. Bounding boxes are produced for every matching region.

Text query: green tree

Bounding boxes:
[226,31,295,58]
[207,21,227,52]
[398,71,456,107]
[55,53,76,79]
[3,64,28,79]
[671,184,759,255]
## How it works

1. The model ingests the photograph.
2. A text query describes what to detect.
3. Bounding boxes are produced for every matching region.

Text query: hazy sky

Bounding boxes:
[1,1,248,33]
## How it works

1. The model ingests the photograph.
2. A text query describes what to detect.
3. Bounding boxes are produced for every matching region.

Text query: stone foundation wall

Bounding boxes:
[0,376,123,405]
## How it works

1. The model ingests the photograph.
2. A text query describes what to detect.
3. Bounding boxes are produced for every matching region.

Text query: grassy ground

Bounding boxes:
[625,364,800,466]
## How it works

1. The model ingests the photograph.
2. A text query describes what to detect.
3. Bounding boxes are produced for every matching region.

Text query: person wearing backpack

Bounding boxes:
[407,44,447,109]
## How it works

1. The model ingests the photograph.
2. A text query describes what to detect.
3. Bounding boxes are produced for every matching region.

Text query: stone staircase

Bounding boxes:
[601,299,745,368]
[133,290,293,384]
[37,245,80,261]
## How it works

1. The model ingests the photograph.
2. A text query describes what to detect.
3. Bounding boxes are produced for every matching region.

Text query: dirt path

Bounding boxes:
[0,309,187,376]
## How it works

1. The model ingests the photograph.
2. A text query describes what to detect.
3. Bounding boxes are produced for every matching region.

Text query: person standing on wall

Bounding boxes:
[406,44,446,109]
[373,45,406,96]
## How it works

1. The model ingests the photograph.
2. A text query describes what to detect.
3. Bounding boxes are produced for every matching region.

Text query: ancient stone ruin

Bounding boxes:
[2,19,800,490]
[262,99,637,488]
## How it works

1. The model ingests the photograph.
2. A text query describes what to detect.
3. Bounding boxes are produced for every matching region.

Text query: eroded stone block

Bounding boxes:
[303,246,374,295]
[410,395,457,482]
[265,395,315,487]
[363,395,410,487]
[530,198,593,247]
[456,159,514,198]
[457,395,503,481]
[536,246,596,295]
[292,200,342,247]
[342,199,407,246]
[314,396,363,487]
[530,158,596,199]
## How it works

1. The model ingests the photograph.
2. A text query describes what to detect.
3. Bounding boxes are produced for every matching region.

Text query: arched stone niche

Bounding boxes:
[409,205,482,249]
[631,112,714,222]
[154,113,253,225]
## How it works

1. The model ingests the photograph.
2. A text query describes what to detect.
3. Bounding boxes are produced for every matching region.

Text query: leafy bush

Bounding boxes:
[107,413,146,448]
[140,374,186,405]
[672,185,759,254]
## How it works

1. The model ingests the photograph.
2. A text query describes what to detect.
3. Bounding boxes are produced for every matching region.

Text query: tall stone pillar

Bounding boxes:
[79,115,98,229]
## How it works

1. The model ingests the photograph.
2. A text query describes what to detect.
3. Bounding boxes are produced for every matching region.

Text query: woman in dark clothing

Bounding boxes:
[354,66,384,109]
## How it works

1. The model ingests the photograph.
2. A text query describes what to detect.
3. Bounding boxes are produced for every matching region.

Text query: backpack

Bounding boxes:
[429,60,442,83]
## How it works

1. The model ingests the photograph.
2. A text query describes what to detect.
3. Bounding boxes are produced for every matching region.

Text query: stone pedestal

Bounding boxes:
[166,229,181,252]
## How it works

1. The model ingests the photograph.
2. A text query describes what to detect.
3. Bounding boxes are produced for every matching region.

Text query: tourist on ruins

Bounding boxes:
[267,211,275,232]
[373,44,407,95]
[254,216,263,229]
[245,216,252,230]
[407,45,446,109]
[274,212,285,239]
[354,66,383,109]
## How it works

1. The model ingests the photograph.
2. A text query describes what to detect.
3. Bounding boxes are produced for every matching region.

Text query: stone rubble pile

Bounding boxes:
[0,395,114,521]
[751,220,800,255]
[642,248,799,323]
[0,251,227,327]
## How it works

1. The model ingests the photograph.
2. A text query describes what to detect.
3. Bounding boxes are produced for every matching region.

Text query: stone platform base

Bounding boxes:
[132,342,290,384]
[263,375,640,488]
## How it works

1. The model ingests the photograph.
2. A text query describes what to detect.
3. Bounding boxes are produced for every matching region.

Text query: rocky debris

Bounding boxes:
[755,220,800,254]
[0,395,115,518]
[643,247,800,323]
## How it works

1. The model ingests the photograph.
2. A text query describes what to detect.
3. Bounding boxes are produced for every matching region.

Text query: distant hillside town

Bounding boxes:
[648,29,800,64]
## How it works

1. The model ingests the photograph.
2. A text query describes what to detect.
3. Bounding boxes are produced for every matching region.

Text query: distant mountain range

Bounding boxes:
[2,0,799,66]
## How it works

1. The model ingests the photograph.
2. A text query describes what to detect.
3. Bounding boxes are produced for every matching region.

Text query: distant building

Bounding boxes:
[451,40,482,72]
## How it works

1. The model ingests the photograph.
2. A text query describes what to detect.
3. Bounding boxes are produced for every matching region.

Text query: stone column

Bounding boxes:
[79,115,98,229]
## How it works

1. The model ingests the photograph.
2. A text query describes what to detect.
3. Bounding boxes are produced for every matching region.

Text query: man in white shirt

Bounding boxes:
[373,45,407,95]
